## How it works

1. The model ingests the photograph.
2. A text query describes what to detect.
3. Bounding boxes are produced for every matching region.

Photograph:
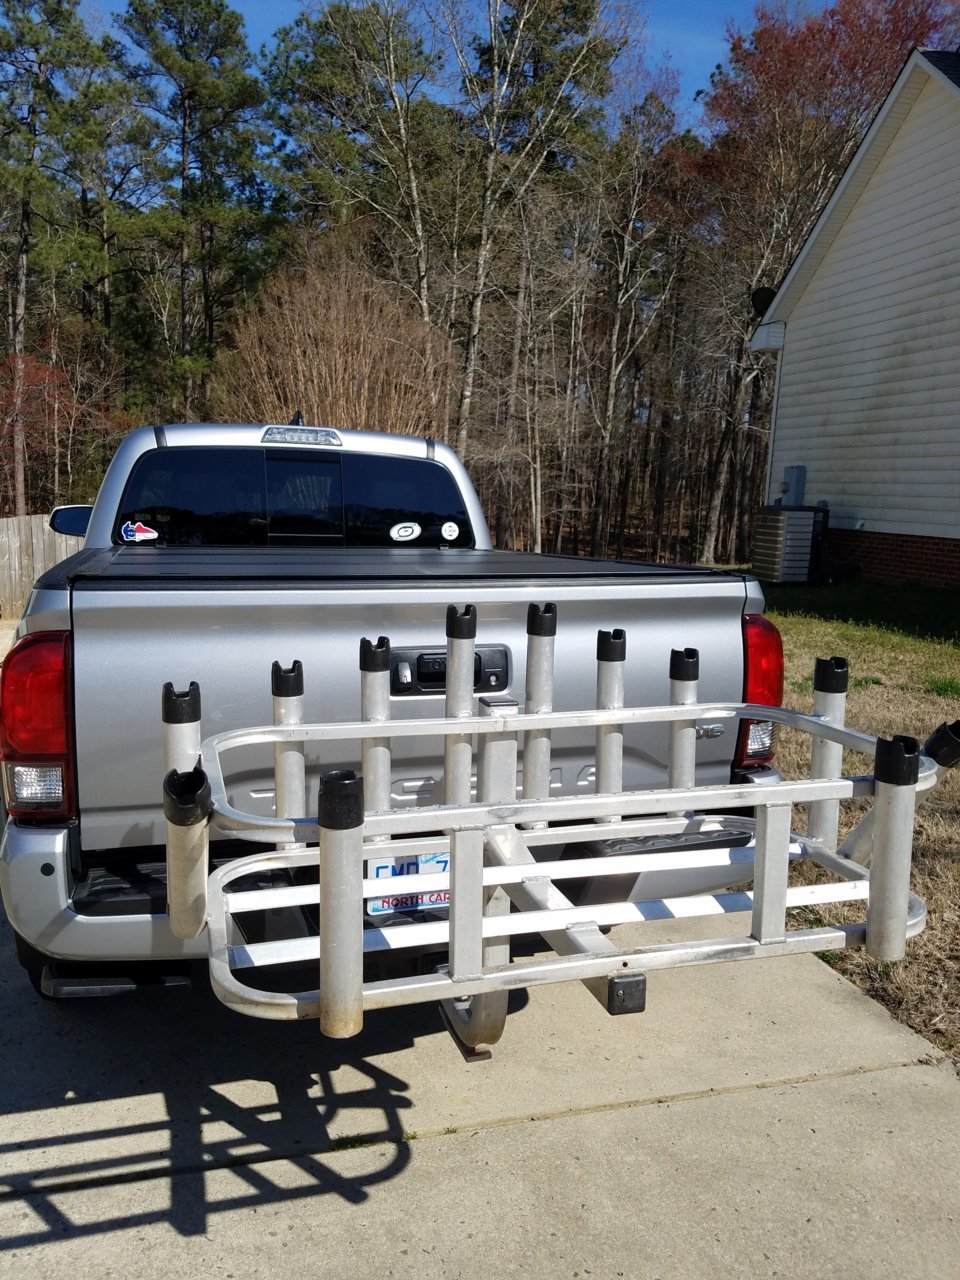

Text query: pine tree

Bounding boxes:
[118,0,271,416]
[0,0,107,513]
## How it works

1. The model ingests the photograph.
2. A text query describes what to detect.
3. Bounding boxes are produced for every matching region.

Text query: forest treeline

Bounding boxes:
[2,0,958,561]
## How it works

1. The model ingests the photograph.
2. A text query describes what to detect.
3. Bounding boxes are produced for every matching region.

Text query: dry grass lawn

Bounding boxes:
[766,585,959,1066]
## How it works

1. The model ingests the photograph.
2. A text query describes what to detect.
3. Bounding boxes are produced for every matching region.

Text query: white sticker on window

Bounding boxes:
[389,521,421,542]
[441,521,460,541]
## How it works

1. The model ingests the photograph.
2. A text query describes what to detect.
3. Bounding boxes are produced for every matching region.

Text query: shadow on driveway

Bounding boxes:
[0,909,452,1246]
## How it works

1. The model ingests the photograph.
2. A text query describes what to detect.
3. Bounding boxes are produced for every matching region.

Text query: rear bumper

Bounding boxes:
[0,822,204,963]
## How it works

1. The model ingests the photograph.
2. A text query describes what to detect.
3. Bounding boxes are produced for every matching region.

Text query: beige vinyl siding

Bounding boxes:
[768,77,960,539]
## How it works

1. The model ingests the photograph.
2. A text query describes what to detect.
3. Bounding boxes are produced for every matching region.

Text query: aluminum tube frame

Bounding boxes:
[163,705,208,940]
[866,777,917,962]
[448,828,484,980]
[750,803,792,943]
[840,762,952,867]
[361,659,391,845]
[441,698,517,1050]
[202,771,883,847]
[165,816,210,940]
[669,676,698,792]
[444,631,476,806]
[484,825,618,1010]
[232,881,872,968]
[164,717,200,777]
[201,700,894,755]
[522,628,555,827]
[273,690,306,849]
[808,684,847,852]
[205,878,927,1023]
[223,835,773,913]
[318,810,365,1038]
[596,657,624,821]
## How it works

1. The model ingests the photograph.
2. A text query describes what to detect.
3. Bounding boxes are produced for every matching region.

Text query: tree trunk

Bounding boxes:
[455,150,496,459]
[49,271,61,505]
[180,98,193,417]
[101,204,111,334]
[10,194,30,516]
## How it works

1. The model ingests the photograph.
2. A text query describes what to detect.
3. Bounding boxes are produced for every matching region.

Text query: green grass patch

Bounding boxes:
[924,674,960,698]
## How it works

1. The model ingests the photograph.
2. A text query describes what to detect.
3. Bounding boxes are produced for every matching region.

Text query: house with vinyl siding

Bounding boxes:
[750,48,960,589]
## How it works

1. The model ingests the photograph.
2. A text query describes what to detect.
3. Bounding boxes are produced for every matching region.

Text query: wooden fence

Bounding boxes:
[0,514,83,621]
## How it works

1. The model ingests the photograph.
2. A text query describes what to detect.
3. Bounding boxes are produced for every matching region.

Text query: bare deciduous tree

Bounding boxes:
[214,246,451,439]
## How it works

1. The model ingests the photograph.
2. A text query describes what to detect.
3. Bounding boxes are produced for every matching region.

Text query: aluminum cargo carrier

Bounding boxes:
[161,604,959,1056]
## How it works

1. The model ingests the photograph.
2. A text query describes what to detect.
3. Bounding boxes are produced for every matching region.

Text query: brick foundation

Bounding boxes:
[827,528,960,589]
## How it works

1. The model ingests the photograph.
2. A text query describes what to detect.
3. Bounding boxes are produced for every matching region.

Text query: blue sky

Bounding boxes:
[643,1,760,108]
[86,0,762,123]
[231,0,761,116]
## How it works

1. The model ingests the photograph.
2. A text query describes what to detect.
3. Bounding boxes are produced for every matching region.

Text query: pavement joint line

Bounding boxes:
[0,1054,946,1202]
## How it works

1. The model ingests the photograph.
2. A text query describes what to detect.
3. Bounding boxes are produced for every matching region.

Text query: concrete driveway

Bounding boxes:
[0,908,957,1280]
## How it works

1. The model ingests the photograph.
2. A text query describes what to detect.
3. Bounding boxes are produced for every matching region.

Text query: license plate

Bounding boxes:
[367,852,450,916]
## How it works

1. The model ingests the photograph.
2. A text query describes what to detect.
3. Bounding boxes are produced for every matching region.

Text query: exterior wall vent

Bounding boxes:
[752,506,828,584]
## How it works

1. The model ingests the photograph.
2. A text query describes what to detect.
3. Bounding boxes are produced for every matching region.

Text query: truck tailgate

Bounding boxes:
[66,549,753,851]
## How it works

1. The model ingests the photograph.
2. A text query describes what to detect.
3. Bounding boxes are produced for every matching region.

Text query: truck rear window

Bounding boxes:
[113,447,475,548]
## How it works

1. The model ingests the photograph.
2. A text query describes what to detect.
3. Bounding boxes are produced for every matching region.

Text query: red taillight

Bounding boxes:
[734,614,784,769]
[0,631,74,819]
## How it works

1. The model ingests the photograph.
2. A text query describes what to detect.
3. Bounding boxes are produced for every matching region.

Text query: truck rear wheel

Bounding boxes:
[13,934,54,999]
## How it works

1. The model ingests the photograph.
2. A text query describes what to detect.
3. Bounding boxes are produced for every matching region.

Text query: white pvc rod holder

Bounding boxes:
[318,770,365,1038]
[360,637,392,855]
[272,661,306,849]
[162,681,201,774]
[866,736,919,963]
[444,605,477,806]
[808,657,848,852]
[668,647,699,791]
[163,767,211,940]
[595,629,625,822]
[522,602,556,829]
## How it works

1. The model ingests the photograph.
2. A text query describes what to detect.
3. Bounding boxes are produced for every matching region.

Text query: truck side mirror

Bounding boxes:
[49,505,93,537]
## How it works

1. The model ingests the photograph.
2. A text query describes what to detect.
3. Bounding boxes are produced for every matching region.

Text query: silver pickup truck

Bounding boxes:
[5,422,947,1049]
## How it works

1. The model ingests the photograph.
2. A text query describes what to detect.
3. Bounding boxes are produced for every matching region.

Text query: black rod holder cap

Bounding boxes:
[271,660,304,698]
[162,681,200,725]
[670,647,699,682]
[318,769,365,830]
[597,629,626,663]
[526,602,557,637]
[359,636,391,673]
[446,604,477,641]
[874,735,920,787]
[923,720,960,769]
[163,767,212,827]
[814,656,849,694]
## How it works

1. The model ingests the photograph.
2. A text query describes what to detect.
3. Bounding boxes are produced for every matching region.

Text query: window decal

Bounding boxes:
[121,521,159,542]
[389,521,422,542]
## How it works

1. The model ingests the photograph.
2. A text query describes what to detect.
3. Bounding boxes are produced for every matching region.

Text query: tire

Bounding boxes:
[13,933,54,999]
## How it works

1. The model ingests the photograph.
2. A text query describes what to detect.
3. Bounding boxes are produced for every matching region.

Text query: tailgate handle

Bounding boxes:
[390,646,509,696]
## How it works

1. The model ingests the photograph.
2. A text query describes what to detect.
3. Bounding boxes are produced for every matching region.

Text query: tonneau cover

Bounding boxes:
[41,546,739,588]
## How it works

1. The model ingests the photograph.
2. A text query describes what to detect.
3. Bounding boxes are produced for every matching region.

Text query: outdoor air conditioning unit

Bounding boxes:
[752,505,828,585]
